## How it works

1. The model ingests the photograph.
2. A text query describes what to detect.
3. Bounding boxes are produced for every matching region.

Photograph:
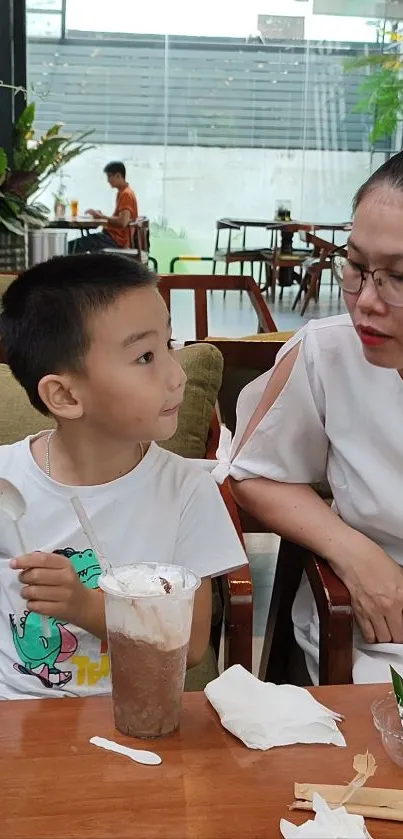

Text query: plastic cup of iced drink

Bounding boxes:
[99,563,200,738]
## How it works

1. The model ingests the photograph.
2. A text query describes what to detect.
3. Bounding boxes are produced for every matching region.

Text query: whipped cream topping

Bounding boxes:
[101,564,196,597]
[99,563,200,649]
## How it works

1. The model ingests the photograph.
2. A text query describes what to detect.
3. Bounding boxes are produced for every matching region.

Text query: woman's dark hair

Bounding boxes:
[353,150,403,212]
[0,252,156,416]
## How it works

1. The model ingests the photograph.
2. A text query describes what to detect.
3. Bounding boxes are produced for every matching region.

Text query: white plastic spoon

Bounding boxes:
[89,736,162,765]
[0,478,49,636]
[0,479,28,549]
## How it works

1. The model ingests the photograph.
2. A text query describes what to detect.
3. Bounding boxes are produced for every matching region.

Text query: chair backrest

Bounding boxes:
[129,216,150,258]
[214,219,242,255]
[158,274,277,340]
[203,338,287,534]
[301,234,346,284]
[204,339,284,434]
[304,231,346,257]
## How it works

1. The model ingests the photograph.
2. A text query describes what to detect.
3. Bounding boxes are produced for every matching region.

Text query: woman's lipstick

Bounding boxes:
[357,325,391,347]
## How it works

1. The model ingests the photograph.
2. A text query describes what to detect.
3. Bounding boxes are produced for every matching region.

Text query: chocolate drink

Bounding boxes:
[99,563,200,739]
[108,631,188,738]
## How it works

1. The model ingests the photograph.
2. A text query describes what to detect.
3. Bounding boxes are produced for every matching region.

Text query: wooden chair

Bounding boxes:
[205,410,253,672]
[204,338,284,434]
[104,216,150,264]
[159,274,277,340]
[259,540,353,685]
[129,215,150,260]
[204,338,354,685]
[212,219,271,286]
[292,233,346,316]
[262,226,312,302]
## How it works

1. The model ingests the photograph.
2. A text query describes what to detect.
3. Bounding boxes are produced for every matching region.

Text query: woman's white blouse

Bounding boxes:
[219,313,403,684]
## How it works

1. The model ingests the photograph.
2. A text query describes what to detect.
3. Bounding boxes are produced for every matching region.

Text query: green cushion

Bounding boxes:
[161,342,224,690]
[160,342,223,459]
[0,364,54,445]
[0,342,224,453]
[0,274,14,298]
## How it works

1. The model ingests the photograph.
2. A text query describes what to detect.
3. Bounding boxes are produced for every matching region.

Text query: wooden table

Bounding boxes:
[217,218,351,294]
[46,218,105,231]
[219,217,351,236]
[2,683,402,839]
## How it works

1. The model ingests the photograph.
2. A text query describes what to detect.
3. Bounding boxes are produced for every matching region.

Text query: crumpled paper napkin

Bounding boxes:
[280,793,373,838]
[204,665,346,750]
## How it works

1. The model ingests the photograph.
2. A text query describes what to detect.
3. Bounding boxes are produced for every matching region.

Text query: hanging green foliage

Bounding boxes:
[0,99,94,235]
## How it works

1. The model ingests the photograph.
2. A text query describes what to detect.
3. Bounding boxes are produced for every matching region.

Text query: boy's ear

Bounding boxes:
[37,374,84,420]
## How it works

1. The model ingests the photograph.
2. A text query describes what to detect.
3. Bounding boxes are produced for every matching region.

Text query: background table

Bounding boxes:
[2,684,401,839]
[46,218,106,231]
[215,218,351,293]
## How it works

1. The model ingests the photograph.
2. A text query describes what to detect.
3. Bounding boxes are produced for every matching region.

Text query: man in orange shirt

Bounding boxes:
[68,161,138,253]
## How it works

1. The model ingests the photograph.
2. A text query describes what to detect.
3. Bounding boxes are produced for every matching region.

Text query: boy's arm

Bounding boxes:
[187,577,212,668]
[74,588,107,643]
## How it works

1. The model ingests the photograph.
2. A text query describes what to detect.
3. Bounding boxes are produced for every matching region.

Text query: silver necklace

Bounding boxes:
[45,429,55,477]
[44,429,144,478]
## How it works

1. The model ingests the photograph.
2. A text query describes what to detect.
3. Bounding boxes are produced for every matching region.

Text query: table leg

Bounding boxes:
[279,230,294,288]
[271,265,277,303]
[300,259,322,316]
[330,230,335,291]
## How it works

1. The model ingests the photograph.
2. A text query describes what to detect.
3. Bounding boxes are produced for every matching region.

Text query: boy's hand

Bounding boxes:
[10,552,90,627]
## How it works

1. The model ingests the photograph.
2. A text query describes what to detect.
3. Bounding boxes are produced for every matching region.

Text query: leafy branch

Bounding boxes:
[0,96,94,235]
[344,28,403,145]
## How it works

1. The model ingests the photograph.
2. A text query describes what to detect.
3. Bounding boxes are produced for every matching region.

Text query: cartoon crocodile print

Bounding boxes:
[10,547,102,689]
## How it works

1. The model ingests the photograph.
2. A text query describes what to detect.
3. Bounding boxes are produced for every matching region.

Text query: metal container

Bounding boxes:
[28,229,68,267]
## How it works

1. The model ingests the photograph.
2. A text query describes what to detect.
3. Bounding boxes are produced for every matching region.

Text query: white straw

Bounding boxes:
[14,522,49,638]
[70,496,112,574]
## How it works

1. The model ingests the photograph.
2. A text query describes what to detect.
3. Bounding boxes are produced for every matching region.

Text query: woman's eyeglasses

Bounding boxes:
[332,252,403,308]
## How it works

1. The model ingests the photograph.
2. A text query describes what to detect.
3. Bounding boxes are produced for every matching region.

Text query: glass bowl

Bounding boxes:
[372,692,403,767]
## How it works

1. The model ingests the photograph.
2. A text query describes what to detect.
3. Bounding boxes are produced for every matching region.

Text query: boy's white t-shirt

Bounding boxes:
[0,436,247,700]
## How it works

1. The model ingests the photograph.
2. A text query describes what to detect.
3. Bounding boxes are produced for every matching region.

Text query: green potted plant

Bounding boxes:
[344,28,403,146]
[0,100,93,271]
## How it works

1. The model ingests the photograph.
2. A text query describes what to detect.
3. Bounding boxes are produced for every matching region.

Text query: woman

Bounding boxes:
[226,152,403,684]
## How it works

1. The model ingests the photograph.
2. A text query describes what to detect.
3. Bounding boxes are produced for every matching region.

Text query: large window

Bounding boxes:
[27,1,65,38]
[26,1,400,270]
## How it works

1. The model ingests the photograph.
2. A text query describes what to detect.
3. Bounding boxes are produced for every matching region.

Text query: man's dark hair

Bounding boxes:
[0,253,156,416]
[104,161,126,179]
[353,150,403,212]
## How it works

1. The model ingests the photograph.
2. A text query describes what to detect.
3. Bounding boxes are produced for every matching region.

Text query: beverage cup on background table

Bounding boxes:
[70,200,78,218]
[99,563,200,738]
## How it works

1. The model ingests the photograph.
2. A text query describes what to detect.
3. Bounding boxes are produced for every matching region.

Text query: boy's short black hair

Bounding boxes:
[0,252,156,416]
[104,161,126,179]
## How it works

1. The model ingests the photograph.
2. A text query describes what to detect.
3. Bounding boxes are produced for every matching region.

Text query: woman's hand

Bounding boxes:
[231,476,403,646]
[337,539,403,644]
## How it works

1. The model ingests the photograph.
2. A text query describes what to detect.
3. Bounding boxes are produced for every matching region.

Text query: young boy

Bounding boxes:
[0,253,246,700]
